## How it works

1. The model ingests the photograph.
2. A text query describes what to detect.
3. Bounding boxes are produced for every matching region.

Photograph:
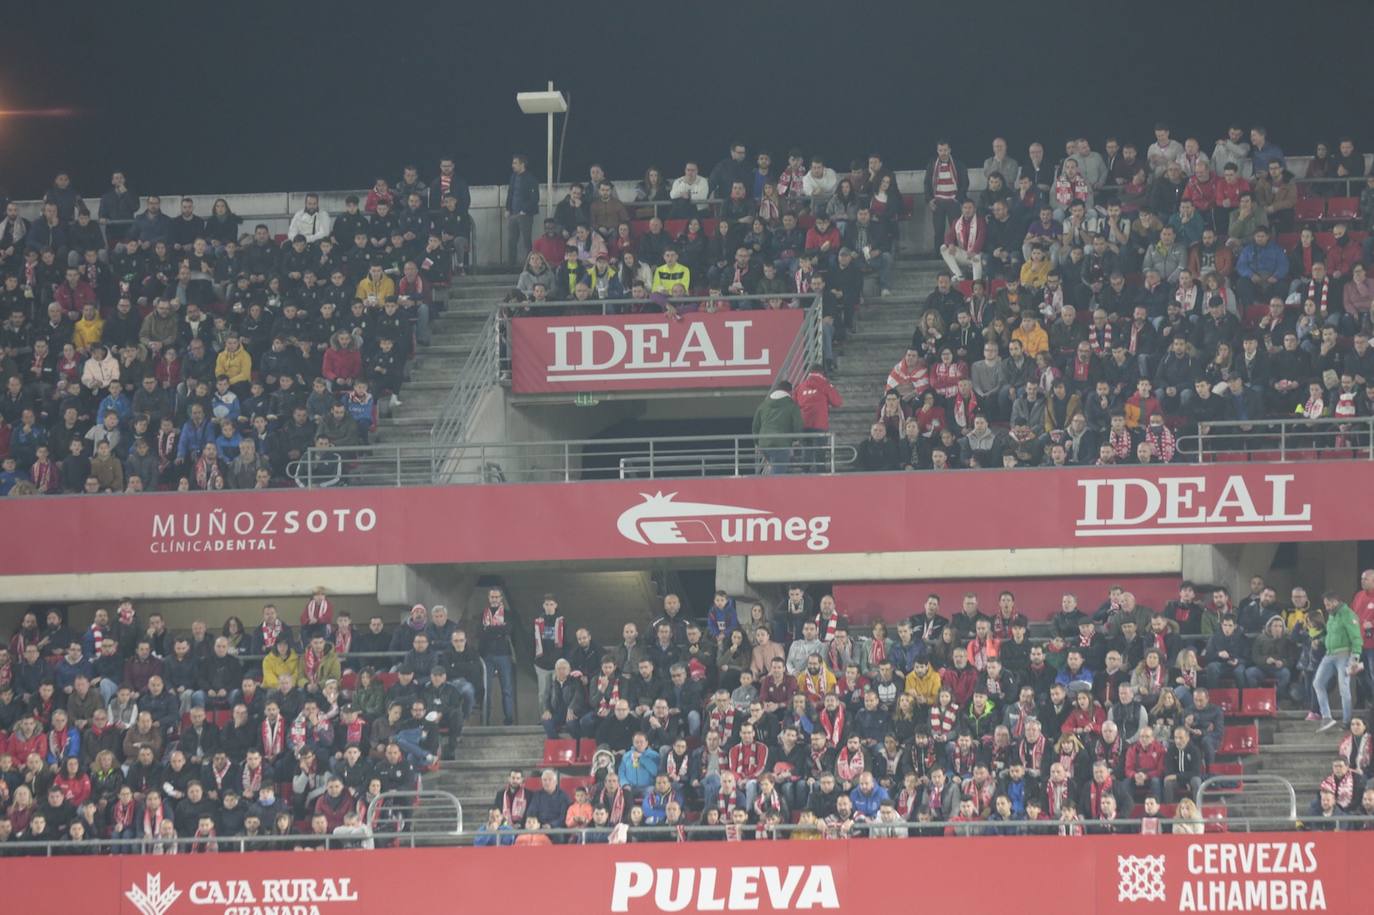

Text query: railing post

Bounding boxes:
[396,447,402,487]
[829,433,836,474]
[734,437,740,477]
[563,442,571,482]
[1280,422,1287,462]
[649,439,656,479]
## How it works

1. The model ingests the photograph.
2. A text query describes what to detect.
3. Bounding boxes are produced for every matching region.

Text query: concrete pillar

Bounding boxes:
[1181,542,1279,595]
[1296,542,1358,596]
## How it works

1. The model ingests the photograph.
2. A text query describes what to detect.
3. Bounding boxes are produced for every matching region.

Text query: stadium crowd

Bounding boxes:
[0,165,471,494]
[846,128,1374,470]
[3,570,1373,850]
[2,123,1372,493]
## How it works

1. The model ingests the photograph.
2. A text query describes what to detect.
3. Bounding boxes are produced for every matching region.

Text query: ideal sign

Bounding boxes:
[1075,473,1313,538]
[510,309,805,393]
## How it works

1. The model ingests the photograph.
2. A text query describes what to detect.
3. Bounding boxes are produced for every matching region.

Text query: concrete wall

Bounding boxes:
[0,564,377,604]
[0,591,390,640]
[746,544,1182,585]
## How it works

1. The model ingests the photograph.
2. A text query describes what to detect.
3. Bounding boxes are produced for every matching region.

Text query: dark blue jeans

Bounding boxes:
[484,653,515,724]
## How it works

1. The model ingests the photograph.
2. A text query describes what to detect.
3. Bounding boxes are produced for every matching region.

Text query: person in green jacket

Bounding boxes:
[1314,593,1362,730]
[751,380,803,473]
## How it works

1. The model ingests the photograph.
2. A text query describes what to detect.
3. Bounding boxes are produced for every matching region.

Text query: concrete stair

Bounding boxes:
[372,274,517,447]
[424,725,551,827]
[1223,711,1341,824]
[828,260,948,447]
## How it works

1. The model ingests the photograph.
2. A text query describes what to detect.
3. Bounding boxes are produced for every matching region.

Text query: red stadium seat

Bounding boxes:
[1327,197,1360,220]
[1240,688,1278,717]
[541,739,579,768]
[1215,451,1249,464]
[375,671,399,689]
[339,671,357,691]
[1202,803,1230,832]
[1208,688,1239,714]
[1295,198,1325,221]
[1218,723,1259,755]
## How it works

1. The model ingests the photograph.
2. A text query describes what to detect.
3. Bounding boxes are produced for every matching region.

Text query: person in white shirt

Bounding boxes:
[669,162,710,217]
[1147,123,1184,177]
[287,193,332,243]
[801,157,838,209]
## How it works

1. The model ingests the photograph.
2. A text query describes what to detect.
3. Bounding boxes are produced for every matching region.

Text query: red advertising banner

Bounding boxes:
[509,309,805,393]
[0,462,1367,577]
[0,833,1367,914]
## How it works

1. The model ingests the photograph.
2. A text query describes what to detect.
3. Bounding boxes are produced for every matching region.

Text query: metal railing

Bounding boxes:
[366,788,464,837]
[1177,416,1374,462]
[5,812,1370,856]
[1198,774,1297,821]
[289,432,856,488]
[429,307,502,457]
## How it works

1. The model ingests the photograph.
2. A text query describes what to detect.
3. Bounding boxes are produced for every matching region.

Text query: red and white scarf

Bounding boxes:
[533,614,564,659]
[334,626,352,656]
[597,785,625,824]
[304,596,332,625]
[953,215,980,251]
[502,787,527,824]
[819,706,846,748]
[259,618,283,650]
[261,717,285,758]
[836,747,865,782]
[483,605,506,628]
[241,763,263,798]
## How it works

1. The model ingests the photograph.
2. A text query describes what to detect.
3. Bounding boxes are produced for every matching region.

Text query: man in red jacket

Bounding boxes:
[793,366,843,472]
[1351,569,1374,699]
[1125,724,1167,800]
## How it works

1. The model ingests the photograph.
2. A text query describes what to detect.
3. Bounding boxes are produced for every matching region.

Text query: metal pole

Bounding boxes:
[545,81,555,221]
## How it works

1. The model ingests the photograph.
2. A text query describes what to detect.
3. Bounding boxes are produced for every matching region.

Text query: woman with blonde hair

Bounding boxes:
[1171,797,1205,834]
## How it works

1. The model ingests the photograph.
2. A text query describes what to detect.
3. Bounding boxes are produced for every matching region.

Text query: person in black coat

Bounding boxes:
[857,422,903,471]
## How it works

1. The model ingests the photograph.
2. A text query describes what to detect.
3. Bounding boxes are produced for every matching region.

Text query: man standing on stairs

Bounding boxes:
[1314,592,1362,732]
[793,366,842,473]
[505,154,540,267]
[479,588,520,726]
[924,141,968,253]
[532,594,566,705]
[752,381,803,474]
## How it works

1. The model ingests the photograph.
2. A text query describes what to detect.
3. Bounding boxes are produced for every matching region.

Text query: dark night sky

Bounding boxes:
[4,1,1374,199]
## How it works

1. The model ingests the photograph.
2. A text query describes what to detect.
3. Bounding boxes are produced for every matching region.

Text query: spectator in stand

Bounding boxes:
[479,588,519,727]
[924,141,967,250]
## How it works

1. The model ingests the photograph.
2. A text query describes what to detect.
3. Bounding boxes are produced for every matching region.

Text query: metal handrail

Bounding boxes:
[500,291,818,316]
[3,812,1364,855]
[429,307,502,461]
[1177,415,1374,462]
[366,788,464,836]
[772,295,824,391]
[1197,774,1297,821]
[289,432,852,488]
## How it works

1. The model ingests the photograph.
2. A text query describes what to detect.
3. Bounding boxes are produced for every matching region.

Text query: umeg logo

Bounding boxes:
[126,873,182,915]
[617,493,831,552]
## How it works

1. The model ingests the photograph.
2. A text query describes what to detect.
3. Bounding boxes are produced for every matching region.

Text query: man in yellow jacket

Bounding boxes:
[214,334,253,392]
[356,264,396,304]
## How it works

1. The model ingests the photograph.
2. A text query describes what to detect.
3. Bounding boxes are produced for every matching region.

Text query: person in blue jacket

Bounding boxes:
[707,591,738,643]
[1236,225,1288,306]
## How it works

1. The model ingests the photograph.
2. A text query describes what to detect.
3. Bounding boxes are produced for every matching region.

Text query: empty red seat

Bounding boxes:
[375,671,399,689]
[1218,723,1259,755]
[1208,688,1239,714]
[1249,450,1282,463]
[541,738,579,768]
[1202,803,1230,832]
[956,280,974,298]
[339,671,358,691]
[1295,198,1326,221]
[1209,761,1245,776]
[1315,231,1336,249]
[1215,451,1249,464]
[1276,233,1300,249]
[1327,197,1360,220]
[1241,688,1277,717]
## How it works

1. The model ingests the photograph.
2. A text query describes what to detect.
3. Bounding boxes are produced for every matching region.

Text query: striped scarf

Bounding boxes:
[819,706,845,748]
[836,747,866,782]
[929,703,959,740]
[1089,323,1113,357]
